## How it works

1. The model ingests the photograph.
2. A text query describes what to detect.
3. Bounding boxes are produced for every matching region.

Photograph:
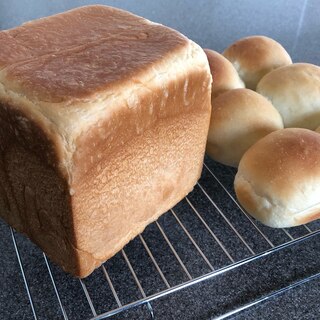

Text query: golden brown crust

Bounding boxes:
[296,211,320,225]
[257,63,320,130]
[0,32,35,68]
[0,5,212,277]
[239,128,320,193]
[71,69,209,182]
[0,99,60,170]
[1,5,150,62]
[223,35,292,90]
[235,128,320,228]
[0,5,187,104]
[0,102,78,274]
[204,49,244,99]
[70,62,211,277]
[206,88,283,167]
[73,111,210,276]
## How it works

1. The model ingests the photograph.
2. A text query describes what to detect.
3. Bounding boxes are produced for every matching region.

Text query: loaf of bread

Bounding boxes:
[235,128,320,228]
[0,5,212,277]
[223,36,292,90]
[257,63,320,130]
[204,49,244,99]
[207,88,283,167]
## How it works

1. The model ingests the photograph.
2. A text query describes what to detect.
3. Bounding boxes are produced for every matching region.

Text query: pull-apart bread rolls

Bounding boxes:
[223,36,292,90]
[235,128,320,228]
[207,88,283,167]
[257,63,320,130]
[0,5,212,277]
[204,49,244,99]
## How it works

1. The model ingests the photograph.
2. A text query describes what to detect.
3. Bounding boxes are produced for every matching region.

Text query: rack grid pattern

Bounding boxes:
[6,157,320,319]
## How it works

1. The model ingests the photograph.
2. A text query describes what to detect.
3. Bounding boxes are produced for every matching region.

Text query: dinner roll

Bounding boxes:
[204,49,244,99]
[235,128,320,228]
[223,35,292,90]
[206,88,283,167]
[257,63,320,130]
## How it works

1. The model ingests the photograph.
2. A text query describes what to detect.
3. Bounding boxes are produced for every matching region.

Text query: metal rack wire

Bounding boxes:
[6,156,320,319]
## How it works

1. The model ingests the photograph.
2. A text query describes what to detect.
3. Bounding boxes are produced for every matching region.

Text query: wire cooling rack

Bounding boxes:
[5,155,320,319]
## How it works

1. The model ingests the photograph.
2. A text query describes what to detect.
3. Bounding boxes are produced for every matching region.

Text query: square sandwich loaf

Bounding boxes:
[0,5,211,277]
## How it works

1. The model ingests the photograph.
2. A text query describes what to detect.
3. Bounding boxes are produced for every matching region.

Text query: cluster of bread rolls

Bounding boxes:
[205,35,320,228]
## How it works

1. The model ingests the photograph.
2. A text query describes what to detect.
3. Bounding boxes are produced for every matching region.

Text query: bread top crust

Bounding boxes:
[257,63,320,97]
[257,63,320,129]
[237,128,320,206]
[223,35,292,72]
[0,5,188,104]
[222,35,292,89]
[209,88,282,129]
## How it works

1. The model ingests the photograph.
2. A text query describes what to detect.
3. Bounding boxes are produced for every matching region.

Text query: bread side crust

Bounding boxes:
[0,100,78,274]
[204,49,244,99]
[70,44,212,277]
[73,110,210,277]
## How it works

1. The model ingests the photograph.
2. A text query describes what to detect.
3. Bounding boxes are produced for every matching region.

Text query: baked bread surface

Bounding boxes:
[204,49,244,99]
[257,63,320,130]
[235,128,320,228]
[223,35,292,90]
[207,88,283,167]
[0,5,212,277]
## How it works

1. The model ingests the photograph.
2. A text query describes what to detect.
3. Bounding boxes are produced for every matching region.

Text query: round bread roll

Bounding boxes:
[223,35,292,90]
[206,88,283,167]
[204,49,244,99]
[235,128,320,228]
[257,63,320,130]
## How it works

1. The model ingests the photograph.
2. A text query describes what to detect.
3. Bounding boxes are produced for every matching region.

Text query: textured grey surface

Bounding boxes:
[0,1,320,319]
